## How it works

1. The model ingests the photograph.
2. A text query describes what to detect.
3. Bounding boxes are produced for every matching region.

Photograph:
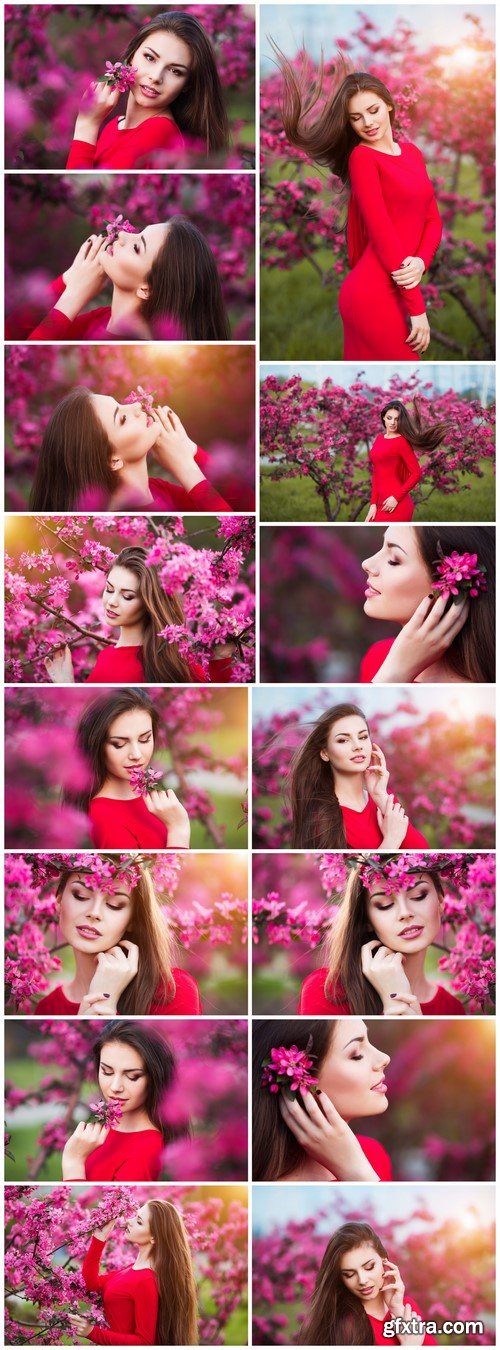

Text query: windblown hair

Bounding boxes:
[108,546,193,682]
[30,388,115,511]
[148,1200,199,1345]
[141,216,230,339]
[290,703,369,847]
[68,688,159,812]
[414,526,495,683]
[298,1222,388,1345]
[272,43,395,184]
[122,10,229,153]
[92,1019,187,1146]
[56,861,177,1013]
[380,397,450,453]
[324,861,444,1014]
[252,1019,337,1180]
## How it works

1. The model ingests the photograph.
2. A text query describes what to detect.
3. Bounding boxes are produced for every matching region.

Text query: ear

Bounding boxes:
[136,282,150,302]
[319,748,329,763]
[109,455,123,473]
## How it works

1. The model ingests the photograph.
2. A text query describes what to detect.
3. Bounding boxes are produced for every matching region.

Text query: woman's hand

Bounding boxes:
[381,1259,407,1317]
[150,407,205,493]
[279,1088,380,1181]
[59,236,107,315]
[381,495,398,513]
[364,743,389,809]
[376,794,409,850]
[392,256,425,289]
[371,592,469,683]
[406,313,430,354]
[62,1122,109,1179]
[75,79,121,136]
[144,787,191,847]
[365,504,377,522]
[212,642,237,658]
[67,1313,94,1340]
[44,644,75,684]
[94,1218,116,1241]
[84,941,139,1013]
[361,940,423,1016]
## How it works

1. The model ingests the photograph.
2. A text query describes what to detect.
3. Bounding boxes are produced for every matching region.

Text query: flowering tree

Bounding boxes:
[252,693,495,849]
[5,1019,247,1184]
[5,173,255,337]
[252,852,495,1014]
[5,514,255,683]
[5,1183,248,1345]
[252,1191,495,1344]
[5,852,248,1015]
[260,373,496,521]
[261,10,495,358]
[5,685,248,848]
[5,2,255,169]
[5,344,255,512]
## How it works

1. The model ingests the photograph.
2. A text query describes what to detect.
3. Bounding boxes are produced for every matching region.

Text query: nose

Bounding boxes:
[86,898,105,921]
[109,1075,125,1093]
[362,551,381,576]
[372,1046,390,1071]
[127,742,144,762]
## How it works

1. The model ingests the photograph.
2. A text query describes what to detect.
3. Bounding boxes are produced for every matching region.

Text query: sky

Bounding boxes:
[251,684,496,725]
[260,364,495,399]
[252,1182,496,1234]
[260,3,495,70]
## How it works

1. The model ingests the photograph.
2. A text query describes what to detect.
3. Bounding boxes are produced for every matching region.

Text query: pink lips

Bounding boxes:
[371,1078,387,1094]
[76,926,101,939]
[400,925,424,939]
[364,584,380,597]
[140,85,160,98]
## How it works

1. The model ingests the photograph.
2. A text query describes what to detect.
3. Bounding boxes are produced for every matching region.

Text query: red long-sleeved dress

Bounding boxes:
[298,968,465,1016]
[339,142,442,360]
[35,968,202,1015]
[368,1294,438,1345]
[88,795,188,849]
[85,645,233,684]
[340,796,428,849]
[368,433,422,521]
[66,115,183,170]
[83,1235,158,1346]
[82,1127,164,1181]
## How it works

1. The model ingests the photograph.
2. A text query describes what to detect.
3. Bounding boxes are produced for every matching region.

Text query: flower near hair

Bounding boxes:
[261,1043,318,1097]
[346,852,475,892]
[128,765,164,796]
[88,1098,123,1128]
[124,385,156,427]
[26,852,144,893]
[100,61,138,93]
[104,213,136,244]
[432,547,487,602]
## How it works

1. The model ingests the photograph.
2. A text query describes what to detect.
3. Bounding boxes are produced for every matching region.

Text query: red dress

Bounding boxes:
[339,142,442,359]
[83,1236,158,1346]
[78,1128,163,1181]
[88,796,177,849]
[368,434,422,521]
[35,968,202,1015]
[368,1294,438,1345]
[298,968,465,1016]
[66,115,183,170]
[340,796,428,848]
[85,644,233,684]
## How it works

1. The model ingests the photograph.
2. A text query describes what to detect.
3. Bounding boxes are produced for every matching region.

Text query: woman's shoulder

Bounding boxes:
[298,968,351,1014]
[423,985,465,1015]
[360,638,395,682]
[356,1134,392,1180]
[152,968,202,1014]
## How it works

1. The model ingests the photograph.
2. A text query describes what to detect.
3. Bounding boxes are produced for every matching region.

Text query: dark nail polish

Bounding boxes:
[389,993,398,998]
[103,992,110,998]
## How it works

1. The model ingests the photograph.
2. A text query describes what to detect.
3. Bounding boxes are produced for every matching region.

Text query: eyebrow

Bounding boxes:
[342,1260,374,1273]
[384,539,408,555]
[370,879,426,899]
[140,234,146,252]
[113,405,119,424]
[101,1060,142,1072]
[333,728,367,738]
[145,46,189,70]
[341,1035,365,1048]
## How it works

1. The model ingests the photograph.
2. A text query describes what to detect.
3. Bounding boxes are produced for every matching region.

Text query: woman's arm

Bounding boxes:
[81,1236,108,1293]
[348,149,427,317]
[393,437,422,501]
[88,1276,158,1347]
[66,82,120,168]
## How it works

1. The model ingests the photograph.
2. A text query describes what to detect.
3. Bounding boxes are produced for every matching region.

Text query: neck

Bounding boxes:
[115,619,146,649]
[333,771,366,809]
[132,1244,155,1270]
[108,286,144,335]
[115,458,153,505]
[400,947,435,1001]
[114,1104,156,1134]
[97,774,138,801]
[362,1292,387,1319]
[123,92,169,131]
[372,129,398,155]
[65,949,99,1002]
[413,655,465,683]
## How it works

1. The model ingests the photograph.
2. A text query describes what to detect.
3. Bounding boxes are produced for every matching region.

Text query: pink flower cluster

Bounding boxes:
[101,61,138,94]
[88,1098,123,1128]
[104,212,136,243]
[432,550,487,601]
[261,1045,318,1096]
[124,384,156,426]
[344,852,475,892]
[128,765,164,796]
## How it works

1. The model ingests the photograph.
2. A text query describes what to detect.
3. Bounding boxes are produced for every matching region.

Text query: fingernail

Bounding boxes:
[389,993,398,998]
[103,992,110,998]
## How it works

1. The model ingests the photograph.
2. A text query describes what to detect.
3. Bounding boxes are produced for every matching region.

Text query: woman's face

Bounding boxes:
[57,873,133,954]
[366,872,443,954]
[319,715,372,775]
[362,528,432,624]
[125,1202,153,1244]
[103,708,154,782]
[382,407,400,433]
[92,393,159,464]
[340,1242,385,1301]
[347,89,393,145]
[129,29,192,111]
[98,1039,148,1114]
[99,224,168,295]
[318,1020,390,1120]
[103,565,145,630]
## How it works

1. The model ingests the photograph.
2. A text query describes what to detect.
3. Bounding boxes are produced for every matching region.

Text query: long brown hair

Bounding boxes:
[148,1199,199,1345]
[68,688,159,811]
[324,862,444,1014]
[298,1222,388,1345]
[141,216,230,339]
[380,397,450,453]
[92,1019,183,1145]
[56,862,177,1013]
[290,704,369,847]
[122,11,229,154]
[108,546,193,682]
[30,388,115,511]
[252,1019,337,1180]
[273,44,395,184]
[414,526,495,683]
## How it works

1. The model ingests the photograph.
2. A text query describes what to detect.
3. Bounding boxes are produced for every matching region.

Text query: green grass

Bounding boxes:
[260,460,495,522]
[190,791,247,850]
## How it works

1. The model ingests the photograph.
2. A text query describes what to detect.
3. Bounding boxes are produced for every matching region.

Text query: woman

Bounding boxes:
[62,1021,186,1181]
[290,703,428,849]
[360,525,494,683]
[299,858,465,1016]
[253,1019,392,1183]
[69,1200,198,1345]
[44,546,235,685]
[298,1221,437,1344]
[30,389,234,512]
[66,11,229,170]
[34,860,202,1016]
[366,399,449,522]
[6,218,230,341]
[276,55,442,360]
[67,688,191,849]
